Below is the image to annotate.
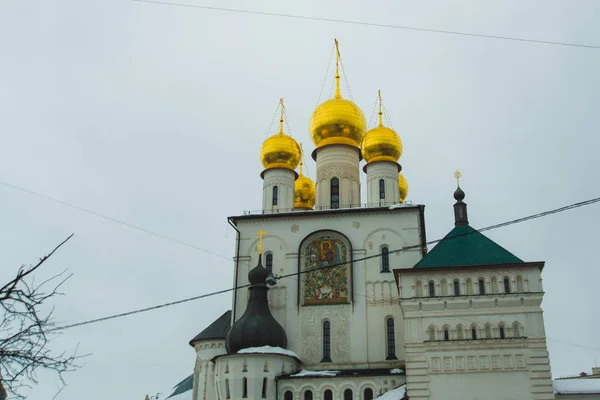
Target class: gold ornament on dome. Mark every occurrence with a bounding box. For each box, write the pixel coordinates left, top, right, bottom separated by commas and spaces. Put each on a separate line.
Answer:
260, 98, 301, 172
362, 90, 403, 163
294, 144, 316, 210
398, 173, 409, 203
309, 39, 367, 149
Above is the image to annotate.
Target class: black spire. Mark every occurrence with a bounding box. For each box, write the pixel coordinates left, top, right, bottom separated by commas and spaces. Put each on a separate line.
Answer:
225, 254, 288, 354
453, 186, 469, 226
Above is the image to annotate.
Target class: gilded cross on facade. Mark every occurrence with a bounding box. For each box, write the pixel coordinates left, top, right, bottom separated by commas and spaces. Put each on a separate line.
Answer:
454, 170, 462, 187
255, 229, 268, 255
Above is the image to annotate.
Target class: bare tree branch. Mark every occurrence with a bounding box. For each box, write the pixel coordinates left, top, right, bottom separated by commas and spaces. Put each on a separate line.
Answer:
0, 234, 81, 399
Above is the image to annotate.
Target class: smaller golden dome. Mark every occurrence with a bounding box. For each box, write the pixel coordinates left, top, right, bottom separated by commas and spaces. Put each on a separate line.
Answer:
294, 161, 316, 210
362, 91, 403, 163
398, 173, 408, 203
260, 99, 301, 172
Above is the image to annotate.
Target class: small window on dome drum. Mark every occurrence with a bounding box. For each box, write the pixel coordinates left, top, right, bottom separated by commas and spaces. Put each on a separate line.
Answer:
324, 390, 333, 400
304, 390, 313, 400
272, 186, 278, 206
379, 179, 385, 200
364, 388, 374, 400
330, 178, 339, 209
344, 389, 353, 400
284, 391, 294, 400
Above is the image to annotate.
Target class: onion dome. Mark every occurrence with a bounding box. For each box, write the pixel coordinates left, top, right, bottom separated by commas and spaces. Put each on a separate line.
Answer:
294, 160, 316, 210
362, 91, 403, 164
225, 254, 288, 354
260, 99, 301, 172
398, 173, 408, 203
309, 39, 366, 149
453, 171, 468, 226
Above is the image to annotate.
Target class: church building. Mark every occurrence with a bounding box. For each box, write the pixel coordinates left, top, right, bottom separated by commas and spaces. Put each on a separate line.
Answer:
186, 40, 555, 400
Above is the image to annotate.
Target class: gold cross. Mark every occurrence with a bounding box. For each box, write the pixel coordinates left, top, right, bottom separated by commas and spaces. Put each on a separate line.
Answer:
454, 170, 462, 187
255, 229, 268, 255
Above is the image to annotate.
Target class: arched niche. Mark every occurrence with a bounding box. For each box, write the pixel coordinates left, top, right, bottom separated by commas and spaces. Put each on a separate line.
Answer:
297, 230, 353, 306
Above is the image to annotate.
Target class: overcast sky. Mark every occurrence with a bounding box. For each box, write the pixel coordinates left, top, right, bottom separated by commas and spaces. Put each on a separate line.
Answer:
1, 0, 599, 399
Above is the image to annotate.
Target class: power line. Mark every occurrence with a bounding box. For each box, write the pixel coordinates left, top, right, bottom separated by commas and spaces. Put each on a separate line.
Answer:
51, 195, 600, 331
131, 0, 600, 50
0, 180, 232, 262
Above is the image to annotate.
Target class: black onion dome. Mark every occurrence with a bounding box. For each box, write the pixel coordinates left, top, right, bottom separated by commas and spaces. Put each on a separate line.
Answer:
225, 255, 287, 354
454, 187, 465, 201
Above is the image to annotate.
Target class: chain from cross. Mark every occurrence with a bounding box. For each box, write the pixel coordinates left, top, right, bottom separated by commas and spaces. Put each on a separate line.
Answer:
255, 229, 268, 255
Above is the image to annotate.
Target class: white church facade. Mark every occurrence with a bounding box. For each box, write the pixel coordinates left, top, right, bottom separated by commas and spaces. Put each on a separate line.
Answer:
185, 40, 556, 400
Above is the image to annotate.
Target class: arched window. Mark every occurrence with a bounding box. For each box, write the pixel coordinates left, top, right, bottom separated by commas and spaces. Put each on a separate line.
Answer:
457, 325, 464, 340
322, 321, 331, 362
324, 389, 333, 400
516, 275, 524, 292
364, 388, 374, 400
478, 278, 485, 295
428, 280, 435, 297
272, 186, 279, 206
304, 390, 313, 400
429, 326, 436, 341
225, 379, 231, 399
513, 322, 521, 338
503, 277, 511, 293
242, 377, 248, 398
440, 278, 448, 296
284, 391, 294, 400
330, 178, 340, 209
415, 280, 423, 297
471, 326, 477, 339
381, 246, 390, 272
453, 279, 460, 296
499, 325, 505, 339
386, 318, 397, 360
265, 253, 273, 274
344, 389, 353, 400
485, 324, 492, 339
466, 278, 473, 295
443, 327, 450, 341
379, 179, 385, 200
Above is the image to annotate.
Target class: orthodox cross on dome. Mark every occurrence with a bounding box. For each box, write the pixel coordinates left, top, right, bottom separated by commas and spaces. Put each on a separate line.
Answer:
334, 38, 341, 99
299, 143, 304, 174
255, 229, 268, 255
378, 89, 383, 126
278, 98, 285, 134
454, 170, 462, 187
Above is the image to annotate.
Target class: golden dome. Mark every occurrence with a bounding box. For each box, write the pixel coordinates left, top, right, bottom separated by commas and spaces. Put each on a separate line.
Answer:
294, 161, 316, 210
309, 40, 366, 149
260, 99, 301, 172
398, 173, 408, 203
362, 91, 403, 163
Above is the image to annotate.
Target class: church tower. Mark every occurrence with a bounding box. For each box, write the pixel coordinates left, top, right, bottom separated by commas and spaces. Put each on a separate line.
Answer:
362, 90, 405, 206
260, 99, 301, 212
310, 39, 366, 210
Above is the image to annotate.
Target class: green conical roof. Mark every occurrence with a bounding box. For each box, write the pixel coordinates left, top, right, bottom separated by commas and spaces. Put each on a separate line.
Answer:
414, 224, 523, 268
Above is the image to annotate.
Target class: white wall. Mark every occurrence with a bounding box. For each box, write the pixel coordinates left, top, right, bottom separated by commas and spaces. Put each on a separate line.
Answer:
231, 206, 424, 368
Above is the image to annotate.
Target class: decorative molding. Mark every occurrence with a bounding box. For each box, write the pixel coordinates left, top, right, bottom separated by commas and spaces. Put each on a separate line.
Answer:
429, 353, 527, 373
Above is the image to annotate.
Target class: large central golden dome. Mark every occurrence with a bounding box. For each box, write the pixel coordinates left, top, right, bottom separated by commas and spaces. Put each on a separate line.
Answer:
309, 40, 366, 149
362, 91, 403, 163
260, 99, 301, 172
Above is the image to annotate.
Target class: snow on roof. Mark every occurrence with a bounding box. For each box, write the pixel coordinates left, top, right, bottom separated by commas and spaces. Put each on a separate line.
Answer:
375, 384, 407, 399
291, 369, 341, 377
237, 346, 300, 359
390, 368, 403, 374
554, 378, 600, 394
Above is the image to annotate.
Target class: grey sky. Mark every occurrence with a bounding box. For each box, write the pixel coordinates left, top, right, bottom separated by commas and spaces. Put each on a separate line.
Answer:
1, 0, 599, 398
